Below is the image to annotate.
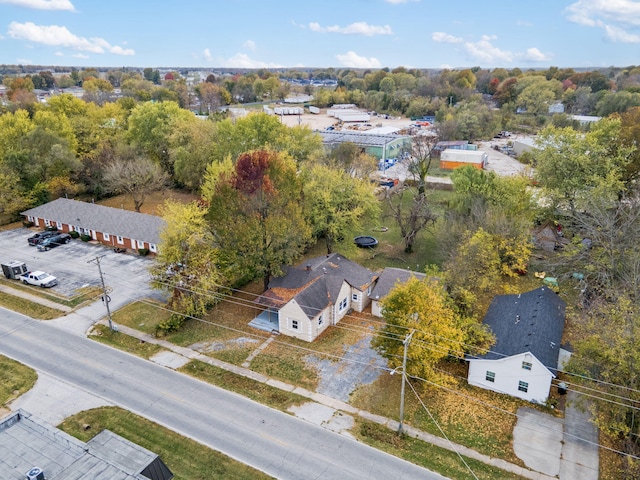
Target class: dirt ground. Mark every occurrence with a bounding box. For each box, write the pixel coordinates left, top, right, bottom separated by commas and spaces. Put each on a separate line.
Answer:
277, 108, 414, 132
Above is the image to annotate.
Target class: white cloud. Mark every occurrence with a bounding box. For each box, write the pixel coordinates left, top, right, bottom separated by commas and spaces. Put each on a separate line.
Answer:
604, 23, 640, 42
72, 53, 88, 59
566, 0, 640, 26
221, 53, 283, 68
462, 35, 550, 64
431, 31, 462, 43
464, 36, 513, 63
243, 39, 256, 51
54, 51, 63, 56
309, 21, 393, 36
7, 21, 135, 55
523, 47, 552, 62
335, 51, 381, 68
110, 45, 134, 56
0, 0, 74, 10
566, 0, 640, 43
203, 48, 213, 62
16, 57, 33, 64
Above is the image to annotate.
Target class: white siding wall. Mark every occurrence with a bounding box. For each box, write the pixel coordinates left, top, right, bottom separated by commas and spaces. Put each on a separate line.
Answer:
371, 300, 383, 317
333, 282, 353, 324
468, 352, 553, 403
278, 301, 313, 342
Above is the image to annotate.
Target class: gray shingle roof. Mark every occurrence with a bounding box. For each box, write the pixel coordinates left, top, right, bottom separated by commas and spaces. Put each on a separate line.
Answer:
478, 287, 566, 372
370, 267, 426, 301
22, 198, 166, 245
319, 130, 408, 147
257, 253, 377, 319
0, 410, 173, 480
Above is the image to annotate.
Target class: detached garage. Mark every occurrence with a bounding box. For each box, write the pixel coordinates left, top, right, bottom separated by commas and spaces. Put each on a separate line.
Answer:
440, 149, 487, 170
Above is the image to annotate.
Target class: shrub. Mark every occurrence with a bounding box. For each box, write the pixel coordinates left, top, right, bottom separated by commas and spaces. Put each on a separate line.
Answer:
80, 234, 91, 242
138, 248, 149, 256
23, 221, 34, 228
69, 230, 80, 239
155, 313, 185, 336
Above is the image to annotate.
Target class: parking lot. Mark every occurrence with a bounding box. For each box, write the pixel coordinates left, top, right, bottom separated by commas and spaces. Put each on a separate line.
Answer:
1, 227, 162, 303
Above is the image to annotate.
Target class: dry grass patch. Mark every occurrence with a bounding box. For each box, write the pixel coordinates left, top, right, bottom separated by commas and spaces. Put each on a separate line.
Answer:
351, 360, 529, 464
96, 189, 200, 216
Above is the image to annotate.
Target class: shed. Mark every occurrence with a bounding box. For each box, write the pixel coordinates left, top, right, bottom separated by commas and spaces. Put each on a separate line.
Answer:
440, 149, 487, 170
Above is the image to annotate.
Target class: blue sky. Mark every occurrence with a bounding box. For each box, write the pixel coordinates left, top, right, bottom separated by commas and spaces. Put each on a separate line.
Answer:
1, 0, 640, 69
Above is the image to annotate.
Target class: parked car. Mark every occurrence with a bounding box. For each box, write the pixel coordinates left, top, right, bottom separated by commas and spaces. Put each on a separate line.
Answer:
37, 233, 72, 251
27, 230, 58, 246
20, 270, 58, 288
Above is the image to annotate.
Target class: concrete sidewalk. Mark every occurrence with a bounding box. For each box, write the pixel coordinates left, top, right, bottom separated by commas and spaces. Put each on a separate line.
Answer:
0, 283, 72, 313
105, 321, 555, 480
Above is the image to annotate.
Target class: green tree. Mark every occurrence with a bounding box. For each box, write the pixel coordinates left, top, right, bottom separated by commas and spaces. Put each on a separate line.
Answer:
170, 116, 218, 191
534, 119, 634, 213
126, 101, 194, 174
204, 150, 311, 290
372, 277, 466, 384
150, 200, 222, 333
302, 164, 380, 253
568, 295, 640, 479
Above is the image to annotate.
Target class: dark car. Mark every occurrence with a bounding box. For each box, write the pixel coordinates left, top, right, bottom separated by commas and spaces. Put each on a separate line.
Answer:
27, 230, 58, 246
37, 233, 71, 251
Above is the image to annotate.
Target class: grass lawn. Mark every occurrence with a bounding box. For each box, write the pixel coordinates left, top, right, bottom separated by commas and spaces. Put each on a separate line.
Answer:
0, 277, 102, 308
0, 290, 66, 319
89, 324, 165, 359
179, 360, 307, 411
350, 360, 533, 465
0, 355, 37, 407
354, 419, 528, 480
58, 406, 274, 480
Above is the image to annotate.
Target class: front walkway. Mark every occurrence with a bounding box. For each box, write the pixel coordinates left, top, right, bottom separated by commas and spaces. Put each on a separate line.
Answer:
106, 321, 555, 480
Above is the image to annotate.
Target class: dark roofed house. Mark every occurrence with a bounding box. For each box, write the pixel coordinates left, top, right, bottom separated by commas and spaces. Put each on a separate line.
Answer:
0, 410, 173, 480
22, 198, 166, 254
467, 287, 568, 403
254, 253, 378, 342
369, 267, 426, 317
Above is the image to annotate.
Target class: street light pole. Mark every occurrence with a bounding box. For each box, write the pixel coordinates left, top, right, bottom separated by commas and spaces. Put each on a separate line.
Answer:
398, 329, 415, 434
88, 255, 115, 332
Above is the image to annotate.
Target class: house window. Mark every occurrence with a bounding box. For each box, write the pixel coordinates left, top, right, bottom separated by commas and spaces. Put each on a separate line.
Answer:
352, 293, 359, 301
117, 236, 124, 245
103, 233, 110, 241
44, 219, 51, 226
318, 314, 324, 326
486, 371, 495, 382
56, 221, 62, 229
28, 216, 34, 222
518, 381, 529, 393
137, 239, 145, 249
149, 244, 157, 253
291, 320, 299, 330
338, 298, 348, 312
522, 361, 532, 371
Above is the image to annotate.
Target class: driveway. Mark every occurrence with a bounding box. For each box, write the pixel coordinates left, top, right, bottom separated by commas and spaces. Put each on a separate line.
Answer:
513, 392, 599, 480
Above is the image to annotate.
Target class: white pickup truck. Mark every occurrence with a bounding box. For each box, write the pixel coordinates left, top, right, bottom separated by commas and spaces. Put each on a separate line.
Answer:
20, 271, 58, 288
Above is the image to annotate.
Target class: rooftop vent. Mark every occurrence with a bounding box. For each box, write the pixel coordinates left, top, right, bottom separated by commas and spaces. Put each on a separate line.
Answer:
26, 467, 44, 480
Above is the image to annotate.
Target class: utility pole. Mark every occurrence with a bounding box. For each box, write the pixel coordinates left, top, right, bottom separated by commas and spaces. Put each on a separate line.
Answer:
398, 329, 415, 434
88, 255, 115, 332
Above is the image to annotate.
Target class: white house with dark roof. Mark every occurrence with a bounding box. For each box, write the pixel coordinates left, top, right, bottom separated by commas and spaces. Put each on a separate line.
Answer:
370, 267, 426, 317
467, 287, 568, 403
0, 409, 173, 480
22, 198, 166, 254
255, 253, 378, 342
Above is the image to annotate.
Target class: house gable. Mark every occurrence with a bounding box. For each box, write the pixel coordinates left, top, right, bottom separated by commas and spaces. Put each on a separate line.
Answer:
468, 352, 554, 403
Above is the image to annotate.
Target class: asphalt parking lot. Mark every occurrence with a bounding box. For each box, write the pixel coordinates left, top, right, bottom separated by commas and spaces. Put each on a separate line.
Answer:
1, 227, 159, 301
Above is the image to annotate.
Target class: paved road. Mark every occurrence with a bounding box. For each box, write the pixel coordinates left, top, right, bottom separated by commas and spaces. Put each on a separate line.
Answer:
0, 308, 445, 480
